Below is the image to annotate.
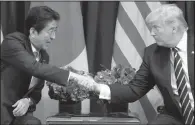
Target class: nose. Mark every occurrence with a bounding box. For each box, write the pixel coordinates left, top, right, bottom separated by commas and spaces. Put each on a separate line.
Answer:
150, 28, 155, 36
50, 32, 56, 40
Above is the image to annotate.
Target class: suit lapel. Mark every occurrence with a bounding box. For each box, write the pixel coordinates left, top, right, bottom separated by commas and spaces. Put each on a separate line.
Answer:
155, 47, 183, 115
187, 30, 194, 98
39, 50, 49, 64
24, 50, 49, 97
156, 46, 172, 88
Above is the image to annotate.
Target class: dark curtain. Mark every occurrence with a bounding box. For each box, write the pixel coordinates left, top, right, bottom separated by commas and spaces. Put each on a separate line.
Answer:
0, 1, 30, 36
81, 1, 130, 113
81, 1, 119, 74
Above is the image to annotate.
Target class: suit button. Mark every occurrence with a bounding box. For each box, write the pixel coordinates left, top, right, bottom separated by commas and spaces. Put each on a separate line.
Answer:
157, 106, 165, 114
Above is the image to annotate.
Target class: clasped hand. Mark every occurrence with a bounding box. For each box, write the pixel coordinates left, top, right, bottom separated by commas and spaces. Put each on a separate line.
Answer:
12, 98, 30, 117
69, 72, 99, 92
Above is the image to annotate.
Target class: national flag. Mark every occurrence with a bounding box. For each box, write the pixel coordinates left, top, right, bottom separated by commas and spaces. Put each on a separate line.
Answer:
29, 2, 89, 123
112, 1, 164, 124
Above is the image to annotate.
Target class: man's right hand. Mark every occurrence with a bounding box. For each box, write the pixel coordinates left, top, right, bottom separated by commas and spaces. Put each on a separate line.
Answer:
77, 75, 111, 100
68, 72, 101, 93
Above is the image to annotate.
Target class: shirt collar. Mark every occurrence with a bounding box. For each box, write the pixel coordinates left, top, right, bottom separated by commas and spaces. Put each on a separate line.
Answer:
176, 31, 187, 52
31, 43, 40, 58
31, 44, 38, 53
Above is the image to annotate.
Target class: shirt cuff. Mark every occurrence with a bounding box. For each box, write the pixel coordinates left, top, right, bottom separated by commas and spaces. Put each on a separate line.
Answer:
27, 97, 34, 106
60, 66, 71, 82
99, 84, 111, 100
67, 71, 71, 82
68, 72, 78, 82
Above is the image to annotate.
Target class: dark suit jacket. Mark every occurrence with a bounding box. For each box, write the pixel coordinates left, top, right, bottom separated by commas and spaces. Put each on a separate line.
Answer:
26, 49, 50, 112
109, 32, 194, 120
1, 32, 69, 124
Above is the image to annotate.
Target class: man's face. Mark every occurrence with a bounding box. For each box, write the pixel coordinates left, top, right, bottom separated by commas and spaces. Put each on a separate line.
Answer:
32, 20, 58, 50
150, 20, 176, 48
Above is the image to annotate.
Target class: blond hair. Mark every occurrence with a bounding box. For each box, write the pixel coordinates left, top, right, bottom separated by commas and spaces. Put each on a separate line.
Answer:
145, 4, 188, 30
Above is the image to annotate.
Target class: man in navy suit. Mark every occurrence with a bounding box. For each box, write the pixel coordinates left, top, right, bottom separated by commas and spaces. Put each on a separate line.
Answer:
79, 4, 194, 125
1, 6, 91, 125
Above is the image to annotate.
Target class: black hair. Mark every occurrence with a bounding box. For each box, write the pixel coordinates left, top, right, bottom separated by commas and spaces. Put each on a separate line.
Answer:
25, 6, 60, 36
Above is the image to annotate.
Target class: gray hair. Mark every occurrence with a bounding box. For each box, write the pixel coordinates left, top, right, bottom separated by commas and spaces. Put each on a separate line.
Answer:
145, 4, 188, 29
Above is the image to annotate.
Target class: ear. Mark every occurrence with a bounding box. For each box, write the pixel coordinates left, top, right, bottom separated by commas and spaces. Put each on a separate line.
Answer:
29, 27, 37, 38
172, 25, 177, 34
171, 20, 179, 34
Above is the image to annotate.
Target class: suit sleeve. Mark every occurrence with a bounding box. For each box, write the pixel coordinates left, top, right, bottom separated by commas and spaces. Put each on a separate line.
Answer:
27, 78, 45, 112
28, 79, 45, 104
109, 47, 155, 103
1, 37, 69, 86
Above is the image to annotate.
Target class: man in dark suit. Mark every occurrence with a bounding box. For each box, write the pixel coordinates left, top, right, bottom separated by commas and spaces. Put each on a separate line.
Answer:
79, 4, 194, 125
1, 6, 91, 125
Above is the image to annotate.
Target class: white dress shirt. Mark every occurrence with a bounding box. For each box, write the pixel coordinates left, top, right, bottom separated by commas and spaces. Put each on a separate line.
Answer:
31, 44, 40, 61
99, 31, 194, 110
170, 31, 194, 109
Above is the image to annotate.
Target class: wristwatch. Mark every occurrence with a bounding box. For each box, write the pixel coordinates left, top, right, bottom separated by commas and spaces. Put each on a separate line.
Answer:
27, 98, 34, 106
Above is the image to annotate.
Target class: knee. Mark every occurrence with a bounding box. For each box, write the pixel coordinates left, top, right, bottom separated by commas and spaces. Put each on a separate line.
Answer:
25, 117, 41, 125
13, 116, 42, 125
147, 114, 183, 125
147, 120, 158, 125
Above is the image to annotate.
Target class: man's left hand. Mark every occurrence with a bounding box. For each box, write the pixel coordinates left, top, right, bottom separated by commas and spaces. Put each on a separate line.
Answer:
12, 98, 30, 117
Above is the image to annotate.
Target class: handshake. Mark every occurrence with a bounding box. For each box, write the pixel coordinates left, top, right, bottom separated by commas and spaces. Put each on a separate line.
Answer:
46, 66, 100, 102
46, 65, 135, 103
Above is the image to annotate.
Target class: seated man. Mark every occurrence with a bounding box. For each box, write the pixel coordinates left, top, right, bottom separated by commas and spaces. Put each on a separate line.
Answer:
1, 6, 92, 125
77, 4, 194, 125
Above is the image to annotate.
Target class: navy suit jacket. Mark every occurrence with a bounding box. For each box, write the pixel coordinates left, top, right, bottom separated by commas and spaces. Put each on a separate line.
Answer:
109, 31, 194, 120
1, 32, 70, 124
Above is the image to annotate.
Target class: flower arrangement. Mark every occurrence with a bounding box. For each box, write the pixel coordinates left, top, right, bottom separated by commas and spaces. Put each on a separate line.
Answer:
47, 66, 93, 102
47, 64, 136, 103
93, 64, 136, 105
94, 64, 136, 85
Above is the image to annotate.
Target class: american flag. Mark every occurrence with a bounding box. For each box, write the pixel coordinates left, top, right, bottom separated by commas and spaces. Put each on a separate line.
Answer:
112, 1, 164, 124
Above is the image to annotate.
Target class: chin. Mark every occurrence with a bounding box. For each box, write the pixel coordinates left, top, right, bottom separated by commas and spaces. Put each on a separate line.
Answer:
156, 42, 168, 47
156, 42, 163, 46
42, 47, 48, 51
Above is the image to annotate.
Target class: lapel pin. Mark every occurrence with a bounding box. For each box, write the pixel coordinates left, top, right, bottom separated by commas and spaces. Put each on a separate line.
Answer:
191, 51, 194, 54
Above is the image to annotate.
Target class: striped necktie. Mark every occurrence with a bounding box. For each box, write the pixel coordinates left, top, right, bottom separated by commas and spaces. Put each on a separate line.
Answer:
173, 47, 194, 125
